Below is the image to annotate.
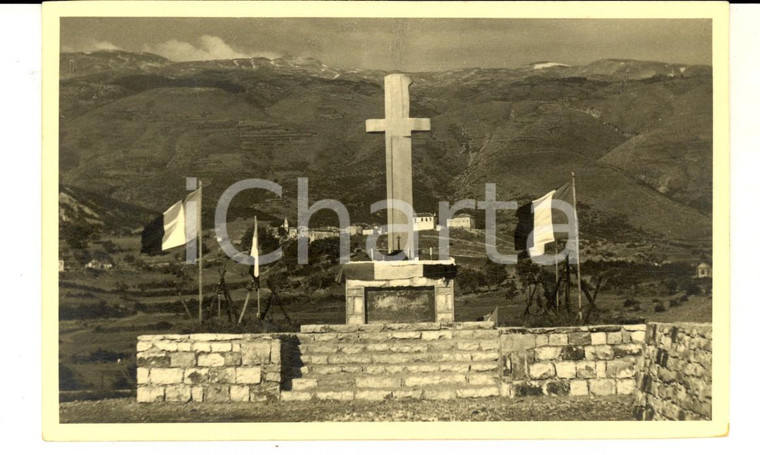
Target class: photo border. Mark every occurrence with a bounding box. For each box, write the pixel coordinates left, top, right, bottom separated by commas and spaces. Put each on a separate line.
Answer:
41, 1, 730, 441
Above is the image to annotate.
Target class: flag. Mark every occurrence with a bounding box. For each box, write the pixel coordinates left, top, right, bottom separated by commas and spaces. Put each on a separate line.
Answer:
250, 216, 259, 278
141, 188, 201, 255
514, 183, 574, 258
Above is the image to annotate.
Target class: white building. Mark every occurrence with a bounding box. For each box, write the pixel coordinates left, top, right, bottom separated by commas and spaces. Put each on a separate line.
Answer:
413, 213, 436, 231
447, 214, 475, 230
85, 259, 113, 271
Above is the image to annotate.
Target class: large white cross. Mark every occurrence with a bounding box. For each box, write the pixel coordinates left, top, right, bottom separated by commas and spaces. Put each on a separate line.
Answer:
366, 74, 430, 258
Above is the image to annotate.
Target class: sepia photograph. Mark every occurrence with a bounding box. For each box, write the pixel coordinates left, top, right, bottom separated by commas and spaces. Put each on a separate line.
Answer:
41, 1, 729, 440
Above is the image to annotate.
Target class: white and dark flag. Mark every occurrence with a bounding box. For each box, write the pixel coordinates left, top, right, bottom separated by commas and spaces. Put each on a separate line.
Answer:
250, 216, 259, 278
515, 183, 574, 258
141, 189, 201, 255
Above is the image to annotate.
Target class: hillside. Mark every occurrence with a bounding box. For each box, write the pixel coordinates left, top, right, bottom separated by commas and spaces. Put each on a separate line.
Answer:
58, 51, 713, 254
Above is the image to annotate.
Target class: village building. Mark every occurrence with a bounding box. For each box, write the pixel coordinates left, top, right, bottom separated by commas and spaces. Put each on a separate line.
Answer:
85, 259, 113, 270
446, 213, 475, 230
696, 262, 712, 278
413, 212, 436, 231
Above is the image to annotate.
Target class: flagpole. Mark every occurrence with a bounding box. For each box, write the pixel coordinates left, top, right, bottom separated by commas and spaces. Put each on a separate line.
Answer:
554, 242, 559, 311
198, 180, 203, 324
571, 172, 582, 322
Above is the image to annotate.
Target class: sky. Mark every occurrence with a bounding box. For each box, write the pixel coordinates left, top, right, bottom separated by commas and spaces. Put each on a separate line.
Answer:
61, 18, 712, 71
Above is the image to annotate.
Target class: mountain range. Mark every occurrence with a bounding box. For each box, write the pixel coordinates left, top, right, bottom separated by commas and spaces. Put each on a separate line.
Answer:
58, 50, 713, 258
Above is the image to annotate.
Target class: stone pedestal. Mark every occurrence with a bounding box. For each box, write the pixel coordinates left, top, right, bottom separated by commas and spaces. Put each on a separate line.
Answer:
342, 260, 456, 324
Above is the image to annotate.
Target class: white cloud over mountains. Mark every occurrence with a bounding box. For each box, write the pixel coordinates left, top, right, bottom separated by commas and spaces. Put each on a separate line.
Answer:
141, 35, 280, 62
62, 40, 121, 53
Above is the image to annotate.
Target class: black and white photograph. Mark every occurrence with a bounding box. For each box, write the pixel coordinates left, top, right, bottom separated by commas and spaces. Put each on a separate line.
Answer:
43, 1, 729, 438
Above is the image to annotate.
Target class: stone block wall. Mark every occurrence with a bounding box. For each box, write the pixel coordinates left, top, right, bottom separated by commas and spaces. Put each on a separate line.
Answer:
136, 334, 283, 403
634, 323, 712, 420
499, 325, 647, 397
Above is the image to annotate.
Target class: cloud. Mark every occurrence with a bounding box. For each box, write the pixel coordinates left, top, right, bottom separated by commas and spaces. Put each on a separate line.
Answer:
141, 35, 280, 62
62, 40, 122, 53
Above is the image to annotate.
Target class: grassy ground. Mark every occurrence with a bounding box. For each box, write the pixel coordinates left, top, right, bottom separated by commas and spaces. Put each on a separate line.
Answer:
60, 395, 635, 423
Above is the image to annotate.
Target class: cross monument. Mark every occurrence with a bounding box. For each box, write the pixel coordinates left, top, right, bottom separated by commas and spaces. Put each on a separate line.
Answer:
366, 74, 430, 258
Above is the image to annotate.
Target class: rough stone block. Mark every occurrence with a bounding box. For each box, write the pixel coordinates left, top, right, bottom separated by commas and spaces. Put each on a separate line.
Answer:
471, 362, 498, 372
617, 379, 637, 394
170, 352, 196, 368
209, 342, 232, 353
570, 380, 589, 396
406, 363, 440, 373
223, 352, 242, 366
596, 361, 607, 378
192, 342, 212, 353
589, 379, 616, 396
205, 385, 230, 402
264, 371, 281, 383
607, 331, 623, 344
191, 386, 204, 402
357, 376, 402, 388
390, 331, 422, 340
137, 355, 170, 368
137, 367, 149, 384
137, 386, 164, 403
560, 346, 585, 361
529, 362, 556, 379
591, 332, 607, 345
457, 341, 480, 351
576, 361, 596, 378
183, 368, 209, 385
281, 391, 313, 401
236, 366, 262, 384
150, 368, 183, 385
512, 381, 545, 397
468, 374, 497, 386
606, 359, 636, 378
535, 346, 562, 360
230, 385, 250, 402
136, 341, 153, 352
556, 362, 577, 379
316, 391, 354, 401
568, 332, 592, 346
479, 339, 500, 350
356, 390, 392, 401
423, 389, 456, 400
613, 344, 643, 358
456, 387, 499, 398
630, 330, 646, 343
549, 333, 568, 346
177, 342, 193, 352
471, 351, 499, 362
165, 384, 192, 402
535, 334, 549, 347
241, 342, 271, 365
438, 364, 468, 373
545, 380, 570, 396
501, 334, 536, 352
208, 367, 236, 384
393, 389, 424, 399
585, 345, 614, 360
153, 341, 178, 352
198, 353, 225, 367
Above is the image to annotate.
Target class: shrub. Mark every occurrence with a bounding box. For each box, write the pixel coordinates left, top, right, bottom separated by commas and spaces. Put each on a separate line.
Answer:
669, 298, 682, 308
654, 301, 666, 313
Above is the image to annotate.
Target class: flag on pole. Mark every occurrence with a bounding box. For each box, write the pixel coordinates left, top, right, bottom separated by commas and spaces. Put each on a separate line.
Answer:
140, 189, 201, 254
514, 183, 574, 258
250, 216, 259, 278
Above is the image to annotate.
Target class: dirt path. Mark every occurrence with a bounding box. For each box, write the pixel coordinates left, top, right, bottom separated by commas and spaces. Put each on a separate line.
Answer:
60, 395, 635, 423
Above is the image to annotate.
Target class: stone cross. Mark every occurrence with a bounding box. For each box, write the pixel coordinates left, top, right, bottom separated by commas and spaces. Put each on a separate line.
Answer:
366, 74, 430, 258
